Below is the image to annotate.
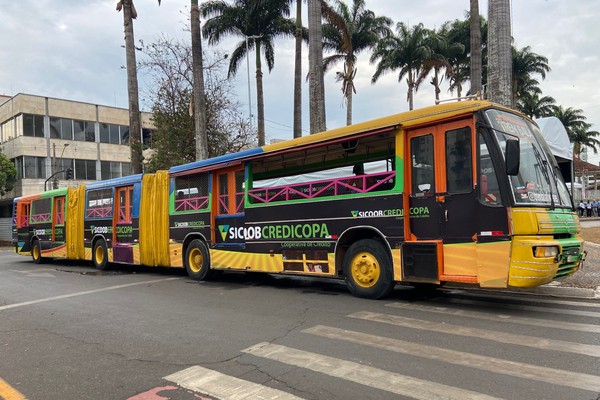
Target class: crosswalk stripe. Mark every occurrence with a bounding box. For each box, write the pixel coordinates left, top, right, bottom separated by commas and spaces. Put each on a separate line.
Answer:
438, 297, 600, 318
303, 325, 600, 392
386, 302, 600, 333
164, 365, 302, 400
444, 290, 600, 309
349, 311, 600, 357
242, 342, 504, 400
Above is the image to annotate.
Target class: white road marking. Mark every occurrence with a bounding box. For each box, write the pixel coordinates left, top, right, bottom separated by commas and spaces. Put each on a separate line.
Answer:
445, 290, 600, 309
304, 325, 600, 392
438, 297, 600, 318
242, 342, 504, 400
349, 311, 600, 357
164, 365, 302, 400
386, 302, 600, 333
0, 278, 180, 311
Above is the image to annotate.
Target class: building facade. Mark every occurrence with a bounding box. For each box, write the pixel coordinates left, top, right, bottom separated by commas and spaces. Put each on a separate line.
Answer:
0, 93, 153, 225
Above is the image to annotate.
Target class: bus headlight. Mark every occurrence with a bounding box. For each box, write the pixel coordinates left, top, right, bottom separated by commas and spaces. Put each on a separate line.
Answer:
533, 246, 559, 258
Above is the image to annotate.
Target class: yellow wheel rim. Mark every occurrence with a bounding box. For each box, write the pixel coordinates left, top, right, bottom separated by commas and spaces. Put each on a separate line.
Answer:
33, 244, 40, 260
350, 251, 380, 288
188, 247, 203, 273
95, 245, 104, 265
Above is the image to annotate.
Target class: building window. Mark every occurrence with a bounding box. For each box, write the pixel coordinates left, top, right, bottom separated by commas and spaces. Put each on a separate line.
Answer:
23, 114, 44, 137
75, 159, 97, 180
14, 156, 47, 179
100, 123, 128, 144
101, 161, 131, 180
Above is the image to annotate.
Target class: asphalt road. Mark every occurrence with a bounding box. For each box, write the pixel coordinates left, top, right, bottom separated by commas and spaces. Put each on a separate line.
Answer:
0, 250, 598, 400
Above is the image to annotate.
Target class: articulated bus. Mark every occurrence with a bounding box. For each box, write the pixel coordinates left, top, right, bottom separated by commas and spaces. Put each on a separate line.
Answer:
12, 100, 585, 298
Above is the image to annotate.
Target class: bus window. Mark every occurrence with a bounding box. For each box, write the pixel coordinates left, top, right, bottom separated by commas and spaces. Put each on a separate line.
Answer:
116, 186, 133, 224
86, 189, 113, 219
446, 127, 472, 193
31, 198, 51, 224
174, 173, 209, 212
411, 134, 435, 196
478, 132, 501, 205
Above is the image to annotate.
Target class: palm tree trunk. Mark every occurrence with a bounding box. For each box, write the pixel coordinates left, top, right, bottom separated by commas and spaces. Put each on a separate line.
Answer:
407, 72, 414, 110
255, 42, 266, 146
191, 0, 208, 160
487, 0, 512, 107
345, 60, 353, 126
469, 0, 482, 96
122, 0, 142, 174
293, 0, 302, 138
308, 0, 326, 134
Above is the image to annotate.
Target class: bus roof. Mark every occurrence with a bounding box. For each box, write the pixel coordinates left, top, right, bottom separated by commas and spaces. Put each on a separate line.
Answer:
85, 174, 144, 190
169, 100, 509, 175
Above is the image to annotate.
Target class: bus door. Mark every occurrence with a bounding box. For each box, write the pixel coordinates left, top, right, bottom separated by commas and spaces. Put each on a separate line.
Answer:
404, 120, 476, 282
212, 167, 246, 250
52, 196, 66, 244
113, 185, 134, 263
14, 201, 32, 253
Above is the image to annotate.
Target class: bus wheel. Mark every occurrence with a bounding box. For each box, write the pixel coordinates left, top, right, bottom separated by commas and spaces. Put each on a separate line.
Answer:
343, 239, 394, 299
93, 240, 109, 270
31, 240, 45, 264
185, 239, 214, 280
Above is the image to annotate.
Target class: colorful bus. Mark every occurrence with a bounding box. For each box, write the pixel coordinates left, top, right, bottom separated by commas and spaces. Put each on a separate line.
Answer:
12, 100, 585, 298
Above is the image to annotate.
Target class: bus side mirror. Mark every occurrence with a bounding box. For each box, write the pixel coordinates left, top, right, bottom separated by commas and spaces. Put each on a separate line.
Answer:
505, 139, 520, 176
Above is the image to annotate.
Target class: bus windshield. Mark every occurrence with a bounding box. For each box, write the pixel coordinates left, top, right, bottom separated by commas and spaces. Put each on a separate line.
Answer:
485, 109, 572, 208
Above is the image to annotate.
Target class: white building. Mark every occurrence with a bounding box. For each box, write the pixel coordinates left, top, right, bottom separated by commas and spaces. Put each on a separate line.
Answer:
0, 93, 154, 240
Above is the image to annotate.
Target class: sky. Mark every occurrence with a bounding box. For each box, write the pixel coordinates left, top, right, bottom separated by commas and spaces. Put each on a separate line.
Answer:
1, 0, 599, 163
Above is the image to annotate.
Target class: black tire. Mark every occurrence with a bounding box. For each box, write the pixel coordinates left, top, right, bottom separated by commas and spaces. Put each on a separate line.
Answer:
184, 239, 217, 280
31, 239, 44, 264
92, 239, 109, 270
343, 239, 394, 299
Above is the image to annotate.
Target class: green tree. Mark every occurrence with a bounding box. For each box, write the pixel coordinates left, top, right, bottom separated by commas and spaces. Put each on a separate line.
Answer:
322, 0, 391, 125
139, 38, 254, 172
552, 106, 600, 157
0, 151, 16, 196
201, 0, 296, 146
517, 90, 557, 118
371, 22, 430, 110
440, 18, 470, 99
512, 45, 550, 107
416, 26, 462, 102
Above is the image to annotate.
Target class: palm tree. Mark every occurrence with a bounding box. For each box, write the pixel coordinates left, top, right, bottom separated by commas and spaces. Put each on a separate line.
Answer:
553, 106, 590, 138
370, 22, 430, 110
201, 0, 296, 146
552, 105, 600, 158
321, 0, 391, 125
116, 0, 143, 174
469, 0, 482, 95
440, 18, 470, 99
570, 125, 600, 157
416, 27, 462, 102
512, 46, 550, 107
308, 0, 327, 133
293, 0, 303, 138
517, 91, 557, 119
191, 0, 209, 160
487, 0, 512, 107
